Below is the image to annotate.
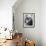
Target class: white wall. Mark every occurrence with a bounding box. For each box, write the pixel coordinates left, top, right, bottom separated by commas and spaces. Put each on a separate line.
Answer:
13, 0, 41, 46
41, 0, 46, 46
0, 0, 16, 30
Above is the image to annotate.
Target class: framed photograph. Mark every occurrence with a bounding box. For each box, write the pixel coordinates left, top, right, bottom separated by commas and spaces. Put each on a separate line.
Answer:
23, 13, 35, 28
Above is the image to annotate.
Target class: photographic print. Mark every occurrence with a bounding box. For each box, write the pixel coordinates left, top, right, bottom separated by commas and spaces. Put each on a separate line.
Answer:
23, 13, 35, 28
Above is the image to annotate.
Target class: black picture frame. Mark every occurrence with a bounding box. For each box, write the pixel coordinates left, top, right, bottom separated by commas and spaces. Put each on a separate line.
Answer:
23, 13, 35, 28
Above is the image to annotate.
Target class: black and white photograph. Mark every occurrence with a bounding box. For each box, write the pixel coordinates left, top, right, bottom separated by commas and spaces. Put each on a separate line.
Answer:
23, 13, 35, 28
